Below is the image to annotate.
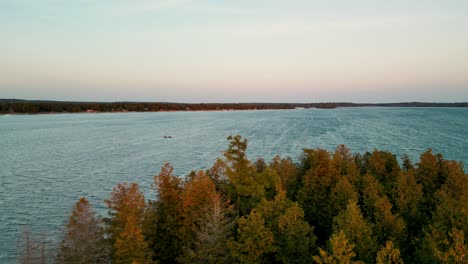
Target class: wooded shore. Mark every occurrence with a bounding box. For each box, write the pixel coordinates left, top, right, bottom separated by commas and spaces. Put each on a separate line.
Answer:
1, 99, 467, 114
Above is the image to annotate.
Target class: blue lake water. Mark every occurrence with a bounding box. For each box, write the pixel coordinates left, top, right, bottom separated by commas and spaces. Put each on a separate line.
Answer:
0, 107, 467, 262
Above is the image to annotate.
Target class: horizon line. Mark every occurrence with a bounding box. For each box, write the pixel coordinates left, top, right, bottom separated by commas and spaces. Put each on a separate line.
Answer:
2, 98, 468, 105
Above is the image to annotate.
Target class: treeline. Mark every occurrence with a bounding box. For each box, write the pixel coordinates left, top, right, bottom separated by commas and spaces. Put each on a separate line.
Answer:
17, 136, 467, 263
1, 99, 467, 113
0, 100, 306, 113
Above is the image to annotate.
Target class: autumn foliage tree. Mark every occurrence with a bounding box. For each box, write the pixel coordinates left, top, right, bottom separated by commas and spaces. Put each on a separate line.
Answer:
146, 162, 184, 263
46, 135, 467, 264
59, 197, 109, 263
105, 182, 148, 264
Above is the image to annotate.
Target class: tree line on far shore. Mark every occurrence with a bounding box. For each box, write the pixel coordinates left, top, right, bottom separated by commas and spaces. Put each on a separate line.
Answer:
2, 99, 467, 114
17, 135, 467, 263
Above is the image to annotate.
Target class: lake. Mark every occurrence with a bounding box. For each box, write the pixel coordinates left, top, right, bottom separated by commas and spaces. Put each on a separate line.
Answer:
0, 107, 467, 262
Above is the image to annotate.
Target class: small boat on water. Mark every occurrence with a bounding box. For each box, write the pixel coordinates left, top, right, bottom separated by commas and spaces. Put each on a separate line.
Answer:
163, 135, 173, 139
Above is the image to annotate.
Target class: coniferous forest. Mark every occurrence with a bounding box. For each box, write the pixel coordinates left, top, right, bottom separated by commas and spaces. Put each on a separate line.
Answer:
18, 136, 467, 263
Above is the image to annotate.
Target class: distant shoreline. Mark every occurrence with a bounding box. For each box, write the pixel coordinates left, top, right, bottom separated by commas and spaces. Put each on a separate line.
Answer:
0, 99, 467, 114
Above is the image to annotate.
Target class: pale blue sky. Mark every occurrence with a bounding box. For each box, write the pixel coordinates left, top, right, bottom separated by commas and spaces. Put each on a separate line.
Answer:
1, 0, 468, 102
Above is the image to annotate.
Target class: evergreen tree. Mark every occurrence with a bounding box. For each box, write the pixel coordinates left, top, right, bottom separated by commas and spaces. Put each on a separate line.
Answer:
332, 144, 359, 183
313, 230, 363, 264
333, 200, 375, 263
297, 148, 339, 242
372, 196, 406, 247
270, 156, 299, 199
330, 177, 358, 217
224, 135, 267, 215
229, 210, 276, 263
367, 150, 400, 195
256, 190, 317, 263
415, 149, 444, 220
275, 203, 317, 264
146, 163, 184, 263
393, 170, 423, 260
419, 160, 468, 263
376, 241, 403, 264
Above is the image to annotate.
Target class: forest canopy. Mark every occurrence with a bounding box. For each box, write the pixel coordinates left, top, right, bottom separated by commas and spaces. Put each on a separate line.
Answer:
18, 135, 467, 263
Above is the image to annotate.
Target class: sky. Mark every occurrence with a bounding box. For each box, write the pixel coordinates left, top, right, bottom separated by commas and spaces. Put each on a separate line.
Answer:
1, 0, 468, 103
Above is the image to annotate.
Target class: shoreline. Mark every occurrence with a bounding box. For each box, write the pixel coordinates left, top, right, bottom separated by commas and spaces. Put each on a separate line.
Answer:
1, 105, 467, 116
1, 100, 467, 115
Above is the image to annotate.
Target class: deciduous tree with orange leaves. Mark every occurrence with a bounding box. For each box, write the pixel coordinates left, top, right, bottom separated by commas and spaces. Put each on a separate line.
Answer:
105, 183, 149, 264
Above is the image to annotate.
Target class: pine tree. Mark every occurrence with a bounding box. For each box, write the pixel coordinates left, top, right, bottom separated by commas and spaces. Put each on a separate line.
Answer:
276, 203, 317, 264
372, 196, 406, 247
224, 135, 267, 215
420, 160, 468, 263
146, 162, 184, 263
376, 241, 403, 264
255, 190, 317, 263
270, 156, 299, 199
297, 148, 339, 242
313, 230, 363, 264
333, 200, 375, 263
229, 210, 276, 263
330, 176, 358, 217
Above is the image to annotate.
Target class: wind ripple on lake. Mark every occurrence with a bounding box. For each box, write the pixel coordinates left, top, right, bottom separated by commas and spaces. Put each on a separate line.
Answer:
0, 108, 467, 262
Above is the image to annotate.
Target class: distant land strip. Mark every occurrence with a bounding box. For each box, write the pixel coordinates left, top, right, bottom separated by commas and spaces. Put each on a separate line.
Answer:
0, 99, 467, 114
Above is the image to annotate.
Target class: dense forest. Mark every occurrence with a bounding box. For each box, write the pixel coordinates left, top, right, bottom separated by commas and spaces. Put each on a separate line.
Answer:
17, 136, 467, 263
1, 99, 468, 114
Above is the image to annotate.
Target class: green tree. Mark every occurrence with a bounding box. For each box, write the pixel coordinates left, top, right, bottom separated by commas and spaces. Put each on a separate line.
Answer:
415, 149, 445, 220
224, 135, 268, 215
330, 176, 358, 217
376, 241, 403, 264
333, 200, 375, 263
256, 190, 317, 263
394, 171, 423, 228
270, 156, 299, 199
367, 150, 400, 194
276, 203, 317, 264
332, 145, 359, 183
372, 196, 406, 247
313, 230, 363, 264
229, 210, 276, 263
359, 174, 385, 221
297, 148, 339, 242
146, 162, 184, 263
419, 160, 468, 263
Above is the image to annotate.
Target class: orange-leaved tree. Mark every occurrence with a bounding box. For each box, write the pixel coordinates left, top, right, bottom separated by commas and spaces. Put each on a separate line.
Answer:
106, 182, 148, 264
